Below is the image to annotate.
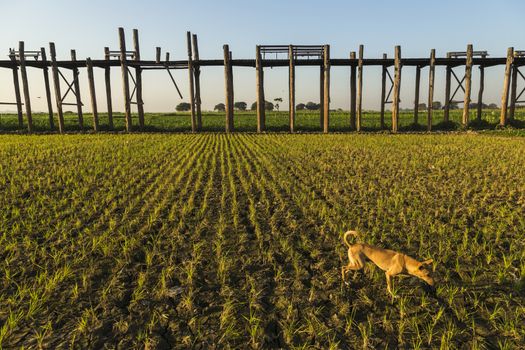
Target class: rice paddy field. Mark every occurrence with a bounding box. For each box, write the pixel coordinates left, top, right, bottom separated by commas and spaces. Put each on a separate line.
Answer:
1, 131, 525, 349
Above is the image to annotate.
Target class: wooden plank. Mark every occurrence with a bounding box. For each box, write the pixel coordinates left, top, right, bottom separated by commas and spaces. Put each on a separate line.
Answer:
255, 45, 265, 132
444, 52, 452, 122
427, 49, 436, 131
289, 45, 295, 132
392, 46, 402, 132
40, 48, 54, 130
18, 42, 33, 132
349, 51, 357, 130
477, 54, 485, 122
414, 64, 421, 124
509, 55, 518, 120
70, 50, 84, 130
223, 44, 234, 132
192, 34, 202, 130
86, 58, 99, 131
319, 65, 324, 130
8, 53, 23, 128
186, 31, 197, 132
462, 44, 473, 126
356, 45, 363, 131
380, 53, 387, 129
323, 44, 330, 133
500, 47, 514, 126
49, 43, 64, 133
119, 27, 132, 132
104, 47, 114, 129
133, 29, 145, 130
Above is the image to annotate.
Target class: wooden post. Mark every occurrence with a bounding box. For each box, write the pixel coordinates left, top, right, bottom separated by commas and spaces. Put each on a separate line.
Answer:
40, 48, 54, 130
462, 44, 473, 126
289, 45, 295, 133
49, 43, 64, 133
223, 44, 234, 132
380, 53, 387, 129
392, 46, 402, 133
70, 50, 83, 130
8, 51, 23, 128
500, 47, 514, 126
256, 45, 265, 132
187, 31, 197, 132
133, 29, 145, 130
156, 47, 161, 64
192, 34, 202, 130
165, 52, 170, 62
18, 42, 33, 133
427, 49, 436, 131
319, 65, 324, 130
119, 27, 132, 132
477, 54, 486, 122
323, 45, 330, 133
349, 51, 357, 130
444, 52, 452, 122
86, 58, 99, 131
356, 45, 363, 131
509, 55, 518, 120
414, 65, 421, 124
104, 47, 113, 129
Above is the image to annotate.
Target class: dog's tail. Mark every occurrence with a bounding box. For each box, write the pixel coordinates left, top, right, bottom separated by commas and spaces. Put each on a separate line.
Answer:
343, 230, 359, 247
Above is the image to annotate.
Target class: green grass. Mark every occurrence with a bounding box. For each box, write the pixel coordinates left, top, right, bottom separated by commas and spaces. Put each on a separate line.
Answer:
1, 133, 524, 348
1, 108, 524, 133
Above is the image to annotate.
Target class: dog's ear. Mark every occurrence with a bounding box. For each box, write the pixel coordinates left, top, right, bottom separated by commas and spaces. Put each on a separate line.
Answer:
422, 259, 433, 265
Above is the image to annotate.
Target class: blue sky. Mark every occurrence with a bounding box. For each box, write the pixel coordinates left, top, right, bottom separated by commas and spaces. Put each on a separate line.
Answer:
1, 0, 524, 112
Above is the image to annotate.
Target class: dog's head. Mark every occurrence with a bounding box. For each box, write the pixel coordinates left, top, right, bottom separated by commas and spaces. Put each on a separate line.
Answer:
412, 259, 434, 286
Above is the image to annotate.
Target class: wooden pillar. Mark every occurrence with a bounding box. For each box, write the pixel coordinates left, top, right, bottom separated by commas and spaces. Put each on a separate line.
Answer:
8, 52, 23, 128
70, 50, 83, 130
349, 51, 357, 130
156, 47, 161, 64
40, 48, 54, 130
427, 49, 436, 131
477, 54, 486, 122
289, 45, 295, 133
356, 45, 363, 131
462, 44, 473, 126
319, 65, 324, 130
18, 42, 33, 133
186, 32, 197, 132
223, 45, 234, 132
86, 58, 99, 131
192, 34, 202, 130
414, 65, 421, 124
256, 45, 265, 132
500, 47, 514, 126
323, 45, 330, 133
133, 29, 145, 130
444, 53, 452, 122
49, 43, 64, 133
392, 46, 402, 133
509, 56, 518, 120
380, 53, 387, 130
104, 47, 114, 129
119, 27, 132, 132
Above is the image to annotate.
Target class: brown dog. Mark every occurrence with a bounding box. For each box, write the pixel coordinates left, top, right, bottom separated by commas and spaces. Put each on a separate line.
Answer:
341, 230, 434, 295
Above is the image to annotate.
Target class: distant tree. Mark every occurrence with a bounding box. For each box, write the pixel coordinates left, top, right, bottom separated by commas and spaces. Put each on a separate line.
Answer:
296, 103, 306, 110
251, 102, 257, 110
214, 103, 225, 112
432, 101, 442, 110
234, 101, 247, 111
449, 102, 459, 110
265, 101, 274, 111
488, 103, 498, 109
176, 102, 191, 111
305, 101, 320, 110
418, 103, 427, 110
273, 98, 283, 112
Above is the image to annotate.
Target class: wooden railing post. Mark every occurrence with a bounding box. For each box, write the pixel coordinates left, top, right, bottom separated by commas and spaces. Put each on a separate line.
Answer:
70, 50, 83, 130
477, 53, 486, 122
118, 27, 132, 132
349, 51, 357, 130
86, 58, 99, 132
509, 53, 518, 120
414, 64, 421, 124
500, 47, 514, 126
8, 51, 23, 128
40, 48, 54, 130
392, 46, 402, 132
256, 45, 265, 133
49, 42, 64, 133
133, 29, 145, 130
427, 49, 436, 131
356, 45, 363, 131
380, 53, 387, 130
223, 45, 234, 132
462, 44, 473, 126
104, 47, 114, 129
192, 34, 202, 130
18, 41, 33, 133
323, 44, 330, 133
319, 65, 324, 130
187, 31, 197, 132
289, 45, 295, 133
444, 52, 452, 122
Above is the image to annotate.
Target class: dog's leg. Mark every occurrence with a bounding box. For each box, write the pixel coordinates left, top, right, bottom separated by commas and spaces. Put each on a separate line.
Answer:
342, 250, 365, 284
